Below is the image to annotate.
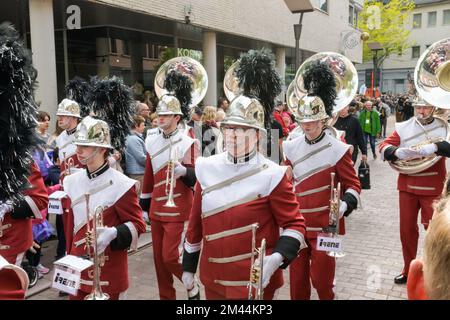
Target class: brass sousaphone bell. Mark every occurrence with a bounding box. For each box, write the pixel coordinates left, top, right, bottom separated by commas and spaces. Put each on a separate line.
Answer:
287, 52, 359, 140
389, 38, 450, 175
154, 56, 209, 108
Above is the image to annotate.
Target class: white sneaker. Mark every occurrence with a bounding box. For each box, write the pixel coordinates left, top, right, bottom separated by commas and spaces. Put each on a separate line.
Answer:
37, 263, 50, 275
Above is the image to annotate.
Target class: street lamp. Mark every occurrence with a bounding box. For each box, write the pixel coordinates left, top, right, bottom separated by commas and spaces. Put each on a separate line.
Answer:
368, 41, 383, 97
283, 0, 314, 71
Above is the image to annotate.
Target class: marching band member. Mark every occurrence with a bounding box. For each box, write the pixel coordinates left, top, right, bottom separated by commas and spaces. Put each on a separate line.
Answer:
63, 116, 146, 300
379, 99, 450, 284
0, 22, 48, 268
140, 71, 200, 300
181, 49, 307, 300
56, 98, 85, 182
283, 61, 361, 300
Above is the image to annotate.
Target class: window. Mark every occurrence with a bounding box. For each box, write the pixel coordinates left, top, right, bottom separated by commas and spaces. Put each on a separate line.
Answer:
428, 11, 437, 27
444, 10, 450, 25
349, 4, 354, 25
122, 40, 130, 56
412, 46, 420, 59
348, 3, 359, 27
313, 0, 328, 13
109, 38, 117, 54
413, 13, 422, 28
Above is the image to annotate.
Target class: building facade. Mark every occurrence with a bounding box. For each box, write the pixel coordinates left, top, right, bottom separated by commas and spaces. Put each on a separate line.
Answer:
357, 0, 450, 94
1, 0, 364, 119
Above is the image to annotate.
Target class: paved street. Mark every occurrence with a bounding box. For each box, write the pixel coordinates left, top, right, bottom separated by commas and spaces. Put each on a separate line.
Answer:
29, 115, 428, 300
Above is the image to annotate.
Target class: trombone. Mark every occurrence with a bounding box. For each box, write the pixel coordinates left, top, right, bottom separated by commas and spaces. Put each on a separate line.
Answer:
248, 223, 266, 300
84, 193, 109, 300
164, 139, 178, 208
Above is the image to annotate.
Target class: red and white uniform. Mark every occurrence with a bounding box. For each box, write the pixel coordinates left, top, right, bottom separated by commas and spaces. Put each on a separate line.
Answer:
56, 128, 86, 253
379, 117, 448, 277
0, 163, 48, 265
56, 129, 85, 182
183, 151, 306, 300
63, 163, 146, 300
141, 129, 199, 300
0, 255, 29, 300
283, 132, 361, 300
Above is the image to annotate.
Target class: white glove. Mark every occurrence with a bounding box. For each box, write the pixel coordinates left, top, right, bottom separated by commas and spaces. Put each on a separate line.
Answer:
182, 271, 195, 290
174, 163, 187, 179
418, 143, 438, 157
95, 227, 117, 255
339, 201, 348, 219
0, 202, 14, 220
394, 147, 423, 160
259, 252, 284, 289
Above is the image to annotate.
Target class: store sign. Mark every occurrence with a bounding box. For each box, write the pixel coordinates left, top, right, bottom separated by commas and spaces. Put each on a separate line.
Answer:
66, 5, 81, 30
177, 48, 202, 61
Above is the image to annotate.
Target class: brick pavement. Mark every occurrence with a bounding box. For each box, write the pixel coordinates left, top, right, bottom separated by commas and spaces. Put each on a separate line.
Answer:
29, 115, 429, 300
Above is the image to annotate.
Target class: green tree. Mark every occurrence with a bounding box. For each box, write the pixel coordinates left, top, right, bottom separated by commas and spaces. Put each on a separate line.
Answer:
358, 0, 415, 69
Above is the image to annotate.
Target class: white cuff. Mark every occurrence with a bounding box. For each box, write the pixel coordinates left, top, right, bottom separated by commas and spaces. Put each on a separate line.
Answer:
140, 192, 152, 199
24, 196, 42, 219
184, 240, 202, 253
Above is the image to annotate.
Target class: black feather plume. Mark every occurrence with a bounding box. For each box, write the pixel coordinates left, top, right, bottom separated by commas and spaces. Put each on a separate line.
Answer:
235, 48, 281, 130
0, 22, 39, 203
303, 61, 337, 117
65, 77, 91, 117
164, 71, 193, 119
88, 76, 134, 151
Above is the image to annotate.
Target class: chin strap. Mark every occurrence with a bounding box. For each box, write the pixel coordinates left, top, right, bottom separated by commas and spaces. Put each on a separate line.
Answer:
79, 147, 101, 165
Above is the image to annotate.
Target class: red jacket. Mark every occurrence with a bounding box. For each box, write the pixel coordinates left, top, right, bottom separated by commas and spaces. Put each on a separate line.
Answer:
0, 163, 48, 261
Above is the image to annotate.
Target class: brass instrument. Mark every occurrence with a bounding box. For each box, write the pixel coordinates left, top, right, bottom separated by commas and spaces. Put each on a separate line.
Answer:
62, 151, 75, 176
326, 173, 344, 258
293, 52, 359, 115
248, 223, 266, 300
154, 56, 208, 109
164, 139, 178, 208
414, 38, 450, 109
84, 193, 109, 300
223, 61, 241, 103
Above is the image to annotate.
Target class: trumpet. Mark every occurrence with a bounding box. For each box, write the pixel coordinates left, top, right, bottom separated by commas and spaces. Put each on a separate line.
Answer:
164, 139, 178, 208
84, 193, 109, 300
325, 173, 345, 258
62, 152, 75, 176
248, 223, 266, 300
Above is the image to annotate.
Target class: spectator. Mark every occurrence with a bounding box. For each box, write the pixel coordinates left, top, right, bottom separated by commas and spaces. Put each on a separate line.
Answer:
36, 111, 51, 144
216, 97, 229, 121
334, 105, 367, 165
375, 97, 391, 138
187, 106, 203, 141
150, 112, 158, 128
125, 115, 147, 195
136, 102, 151, 126
144, 90, 155, 113
407, 194, 450, 300
272, 100, 290, 138
359, 101, 381, 159
200, 106, 222, 157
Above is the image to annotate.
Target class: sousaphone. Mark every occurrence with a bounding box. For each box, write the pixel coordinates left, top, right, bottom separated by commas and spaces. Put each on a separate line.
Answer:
287, 52, 359, 141
390, 38, 450, 174
154, 56, 208, 108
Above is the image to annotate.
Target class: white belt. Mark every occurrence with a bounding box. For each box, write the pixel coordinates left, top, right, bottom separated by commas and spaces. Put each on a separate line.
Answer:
407, 185, 436, 191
